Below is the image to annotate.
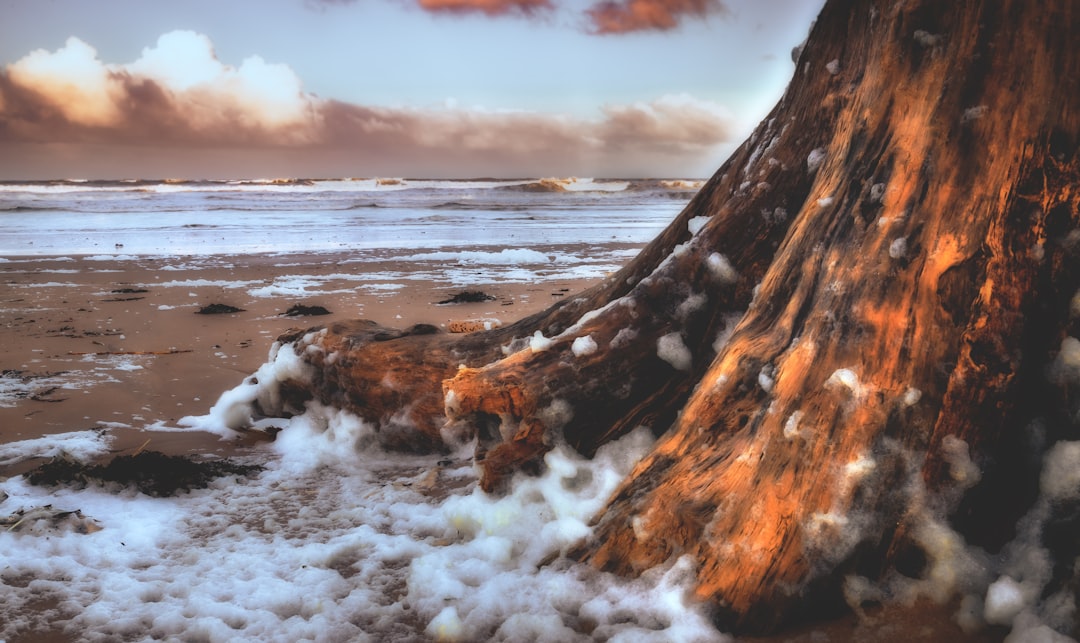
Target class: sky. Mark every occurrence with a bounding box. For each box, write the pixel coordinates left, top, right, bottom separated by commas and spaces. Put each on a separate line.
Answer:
0, 0, 824, 179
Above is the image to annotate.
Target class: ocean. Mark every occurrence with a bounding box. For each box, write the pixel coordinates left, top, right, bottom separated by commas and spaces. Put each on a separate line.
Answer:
0, 177, 701, 258
0, 177, 1058, 642
0, 177, 731, 642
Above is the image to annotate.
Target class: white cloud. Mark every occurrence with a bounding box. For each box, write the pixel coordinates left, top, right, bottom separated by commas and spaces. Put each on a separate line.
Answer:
6, 36, 121, 127
1, 31, 735, 176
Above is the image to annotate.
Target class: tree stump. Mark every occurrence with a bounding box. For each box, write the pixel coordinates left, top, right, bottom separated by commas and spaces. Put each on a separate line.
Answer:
249, 0, 1080, 634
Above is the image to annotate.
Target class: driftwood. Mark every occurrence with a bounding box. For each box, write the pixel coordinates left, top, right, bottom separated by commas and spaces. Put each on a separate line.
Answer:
249, 0, 1080, 635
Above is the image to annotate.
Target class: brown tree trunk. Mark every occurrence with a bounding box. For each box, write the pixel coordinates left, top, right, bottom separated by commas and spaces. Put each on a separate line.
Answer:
258, 0, 1080, 634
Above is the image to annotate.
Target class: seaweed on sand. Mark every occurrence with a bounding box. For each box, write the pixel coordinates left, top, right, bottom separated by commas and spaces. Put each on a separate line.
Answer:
26, 451, 263, 497
437, 291, 495, 305
282, 304, 332, 317
196, 303, 245, 315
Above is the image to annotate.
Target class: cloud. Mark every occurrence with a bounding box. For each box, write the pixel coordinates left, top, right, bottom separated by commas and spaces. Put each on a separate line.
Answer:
0, 31, 734, 177
2, 31, 321, 145
308, 0, 720, 32
598, 94, 734, 152
307, 0, 552, 16
5, 37, 122, 128
416, 0, 554, 16
313, 95, 733, 175
586, 0, 727, 34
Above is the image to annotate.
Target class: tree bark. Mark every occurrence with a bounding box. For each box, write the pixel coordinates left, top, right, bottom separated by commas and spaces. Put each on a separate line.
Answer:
259, 0, 1080, 634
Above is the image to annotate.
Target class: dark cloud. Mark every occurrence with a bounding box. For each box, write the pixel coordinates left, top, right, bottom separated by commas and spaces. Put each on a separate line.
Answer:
416, 0, 553, 16
307, 0, 721, 32
0, 33, 734, 178
307, 0, 552, 16
586, 0, 727, 34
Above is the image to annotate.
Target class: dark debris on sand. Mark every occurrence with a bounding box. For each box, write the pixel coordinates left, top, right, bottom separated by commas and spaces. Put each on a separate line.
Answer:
282, 304, 332, 317
437, 290, 496, 305
27, 451, 263, 497
196, 303, 245, 315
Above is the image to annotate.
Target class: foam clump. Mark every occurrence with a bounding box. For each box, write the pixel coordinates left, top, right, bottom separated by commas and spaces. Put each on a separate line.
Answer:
783, 410, 804, 439
180, 339, 315, 436
571, 335, 598, 357
1049, 337, 1080, 386
657, 332, 692, 371
707, 252, 738, 284
0, 429, 112, 467
806, 147, 827, 173
427, 606, 464, 641
984, 576, 1028, 625
529, 330, 554, 353
0, 417, 726, 641
1040, 440, 1080, 502
940, 435, 981, 489
403, 426, 723, 641
269, 402, 380, 471
687, 215, 711, 235
902, 387, 922, 406
826, 368, 862, 396
405, 248, 553, 265
889, 237, 908, 259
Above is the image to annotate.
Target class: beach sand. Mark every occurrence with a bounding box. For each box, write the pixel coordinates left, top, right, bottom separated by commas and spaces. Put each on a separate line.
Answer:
0, 250, 599, 477
0, 251, 1006, 642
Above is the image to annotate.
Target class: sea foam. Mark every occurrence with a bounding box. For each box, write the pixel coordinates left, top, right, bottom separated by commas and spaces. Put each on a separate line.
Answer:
0, 407, 723, 641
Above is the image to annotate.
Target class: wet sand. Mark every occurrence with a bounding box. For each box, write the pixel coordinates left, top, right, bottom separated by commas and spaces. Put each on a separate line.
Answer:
0, 251, 1007, 642
0, 250, 600, 476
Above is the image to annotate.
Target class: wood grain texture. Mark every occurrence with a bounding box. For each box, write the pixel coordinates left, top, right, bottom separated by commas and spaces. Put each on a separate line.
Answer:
259, 0, 1080, 634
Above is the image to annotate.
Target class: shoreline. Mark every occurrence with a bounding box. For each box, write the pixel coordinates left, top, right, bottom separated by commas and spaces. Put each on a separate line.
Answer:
0, 247, 618, 476
0, 248, 1007, 642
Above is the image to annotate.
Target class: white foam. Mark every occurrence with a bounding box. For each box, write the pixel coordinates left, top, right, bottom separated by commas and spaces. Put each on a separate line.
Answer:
940, 435, 981, 489
783, 410, 804, 440
571, 335, 598, 357
985, 576, 1028, 625
687, 216, 711, 235
0, 422, 724, 641
402, 248, 556, 265
826, 368, 862, 396
1, 355, 154, 408
807, 147, 827, 173
1049, 337, 1080, 386
179, 341, 315, 435
758, 366, 775, 392
529, 330, 554, 353
707, 252, 738, 284
889, 237, 908, 259
902, 387, 922, 406
0, 429, 113, 467
657, 333, 692, 371
1040, 440, 1080, 502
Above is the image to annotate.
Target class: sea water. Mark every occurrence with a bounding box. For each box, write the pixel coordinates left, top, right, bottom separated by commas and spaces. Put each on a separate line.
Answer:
0, 177, 700, 257
0, 177, 729, 641
2, 177, 1075, 641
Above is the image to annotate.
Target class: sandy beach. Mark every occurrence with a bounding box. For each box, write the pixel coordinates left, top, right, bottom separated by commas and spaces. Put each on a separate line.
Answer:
0, 249, 606, 476
0, 250, 1008, 642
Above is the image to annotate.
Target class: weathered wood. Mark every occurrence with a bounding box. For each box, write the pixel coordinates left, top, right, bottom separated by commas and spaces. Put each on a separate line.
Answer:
257, 0, 1080, 634
572, 0, 1080, 632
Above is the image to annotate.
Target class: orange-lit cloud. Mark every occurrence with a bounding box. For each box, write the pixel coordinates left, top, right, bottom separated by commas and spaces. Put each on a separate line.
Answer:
416, 0, 553, 16
586, 0, 727, 34
310, 0, 720, 31
2, 32, 321, 145
0, 31, 734, 177
307, 0, 552, 16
